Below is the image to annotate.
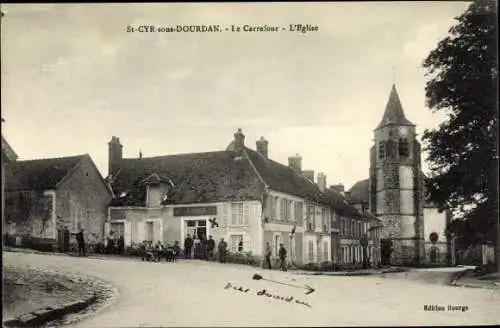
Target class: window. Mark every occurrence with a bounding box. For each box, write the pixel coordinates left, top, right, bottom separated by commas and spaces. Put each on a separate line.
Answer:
268, 195, 274, 219
275, 234, 282, 256
378, 142, 386, 160
306, 205, 314, 232
294, 202, 303, 223
399, 138, 409, 158
111, 222, 125, 238
231, 235, 243, 253
323, 241, 329, 262
308, 240, 314, 262
146, 222, 154, 242
287, 200, 293, 221
271, 196, 279, 220
280, 198, 286, 220
231, 203, 244, 225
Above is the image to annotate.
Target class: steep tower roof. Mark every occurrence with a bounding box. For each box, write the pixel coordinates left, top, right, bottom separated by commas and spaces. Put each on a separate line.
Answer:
375, 84, 415, 130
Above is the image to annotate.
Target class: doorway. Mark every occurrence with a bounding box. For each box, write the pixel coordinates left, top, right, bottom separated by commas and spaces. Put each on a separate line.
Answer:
184, 219, 207, 241
381, 239, 393, 265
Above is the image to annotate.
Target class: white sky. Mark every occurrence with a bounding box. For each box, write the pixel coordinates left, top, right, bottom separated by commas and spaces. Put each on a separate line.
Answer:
1, 2, 470, 189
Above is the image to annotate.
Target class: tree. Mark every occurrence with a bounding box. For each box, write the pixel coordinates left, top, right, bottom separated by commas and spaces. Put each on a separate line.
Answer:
422, 0, 498, 270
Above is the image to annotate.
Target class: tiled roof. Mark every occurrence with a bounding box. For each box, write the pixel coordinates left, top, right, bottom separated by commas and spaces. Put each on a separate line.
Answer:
244, 148, 324, 202
109, 145, 372, 216
109, 151, 264, 206
376, 84, 414, 130
348, 179, 369, 204
5, 154, 86, 191
322, 188, 364, 218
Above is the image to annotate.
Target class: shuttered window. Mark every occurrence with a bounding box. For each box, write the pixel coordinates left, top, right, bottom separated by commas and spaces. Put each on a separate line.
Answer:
243, 203, 249, 225
231, 203, 244, 225
294, 202, 303, 223
268, 194, 274, 220
222, 203, 230, 227
308, 240, 314, 262
323, 241, 329, 262
279, 198, 286, 221
273, 197, 279, 219
231, 234, 243, 253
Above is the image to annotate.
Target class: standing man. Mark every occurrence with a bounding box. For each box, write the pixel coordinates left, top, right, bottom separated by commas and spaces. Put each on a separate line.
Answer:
218, 238, 227, 263
206, 235, 215, 261
278, 243, 287, 272
265, 242, 273, 269
184, 234, 193, 259
76, 228, 86, 256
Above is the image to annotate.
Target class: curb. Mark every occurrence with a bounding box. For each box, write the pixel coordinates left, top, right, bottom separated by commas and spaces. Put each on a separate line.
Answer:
297, 271, 375, 277
448, 269, 499, 289
3, 294, 98, 328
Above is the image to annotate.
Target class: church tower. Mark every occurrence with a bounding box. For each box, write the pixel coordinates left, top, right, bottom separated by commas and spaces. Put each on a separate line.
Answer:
369, 85, 425, 265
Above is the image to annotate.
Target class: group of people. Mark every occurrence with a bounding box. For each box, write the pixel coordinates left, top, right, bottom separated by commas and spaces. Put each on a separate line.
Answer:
75, 227, 289, 271
183, 234, 230, 262
140, 240, 181, 262
265, 242, 288, 271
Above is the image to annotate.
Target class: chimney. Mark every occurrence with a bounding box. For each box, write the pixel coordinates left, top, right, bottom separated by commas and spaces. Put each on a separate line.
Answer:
233, 128, 245, 154
317, 173, 327, 192
256, 137, 269, 158
329, 183, 345, 195
302, 170, 314, 183
139, 149, 143, 160
108, 136, 123, 176
288, 153, 302, 174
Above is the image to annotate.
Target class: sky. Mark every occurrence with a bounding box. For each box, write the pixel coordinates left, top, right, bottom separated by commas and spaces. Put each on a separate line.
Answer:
1, 2, 471, 190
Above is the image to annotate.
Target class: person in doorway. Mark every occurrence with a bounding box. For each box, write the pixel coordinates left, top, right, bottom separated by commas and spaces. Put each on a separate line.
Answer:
118, 236, 125, 254
193, 235, 201, 259
278, 243, 287, 272
218, 238, 228, 263
265, 242, 273, 269
75, 228, 86, 256
207, 235, 216, 261
184, 234, 193, 259
200, 236, 207, 260
238, 238, 243, 252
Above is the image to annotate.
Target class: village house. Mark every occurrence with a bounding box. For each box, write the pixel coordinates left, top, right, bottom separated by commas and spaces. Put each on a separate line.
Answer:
4, 154, 112, 251
105, 130, 357, 266
322, 182, 382, 268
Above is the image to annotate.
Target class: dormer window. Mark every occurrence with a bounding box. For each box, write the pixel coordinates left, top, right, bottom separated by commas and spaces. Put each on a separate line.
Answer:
399, 138, 409, 158
378, 142, 386, 160
143, 173, 174, 208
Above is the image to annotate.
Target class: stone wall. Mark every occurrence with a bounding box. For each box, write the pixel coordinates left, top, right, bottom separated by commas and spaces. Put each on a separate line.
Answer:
4, 190, 54, 239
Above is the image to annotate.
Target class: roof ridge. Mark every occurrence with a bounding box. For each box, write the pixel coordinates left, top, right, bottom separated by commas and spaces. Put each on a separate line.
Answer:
121, 150, 228, 161
11, 154, 87, 163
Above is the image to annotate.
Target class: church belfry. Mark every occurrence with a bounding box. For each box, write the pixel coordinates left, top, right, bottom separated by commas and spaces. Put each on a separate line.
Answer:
369, 84, 425, 265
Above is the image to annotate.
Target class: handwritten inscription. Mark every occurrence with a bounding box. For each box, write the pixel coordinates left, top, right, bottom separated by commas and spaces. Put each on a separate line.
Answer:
224, 282, 312, 308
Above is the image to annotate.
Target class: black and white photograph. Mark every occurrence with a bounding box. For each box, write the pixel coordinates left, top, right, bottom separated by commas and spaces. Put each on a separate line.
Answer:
1, 1, 499, 327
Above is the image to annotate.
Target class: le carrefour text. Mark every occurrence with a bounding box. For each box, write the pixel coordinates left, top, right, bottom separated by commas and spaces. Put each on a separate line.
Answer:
126, 24, 319, 34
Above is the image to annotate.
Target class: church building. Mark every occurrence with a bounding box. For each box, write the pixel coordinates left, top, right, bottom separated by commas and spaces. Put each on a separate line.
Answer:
347, 85, 454, 266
